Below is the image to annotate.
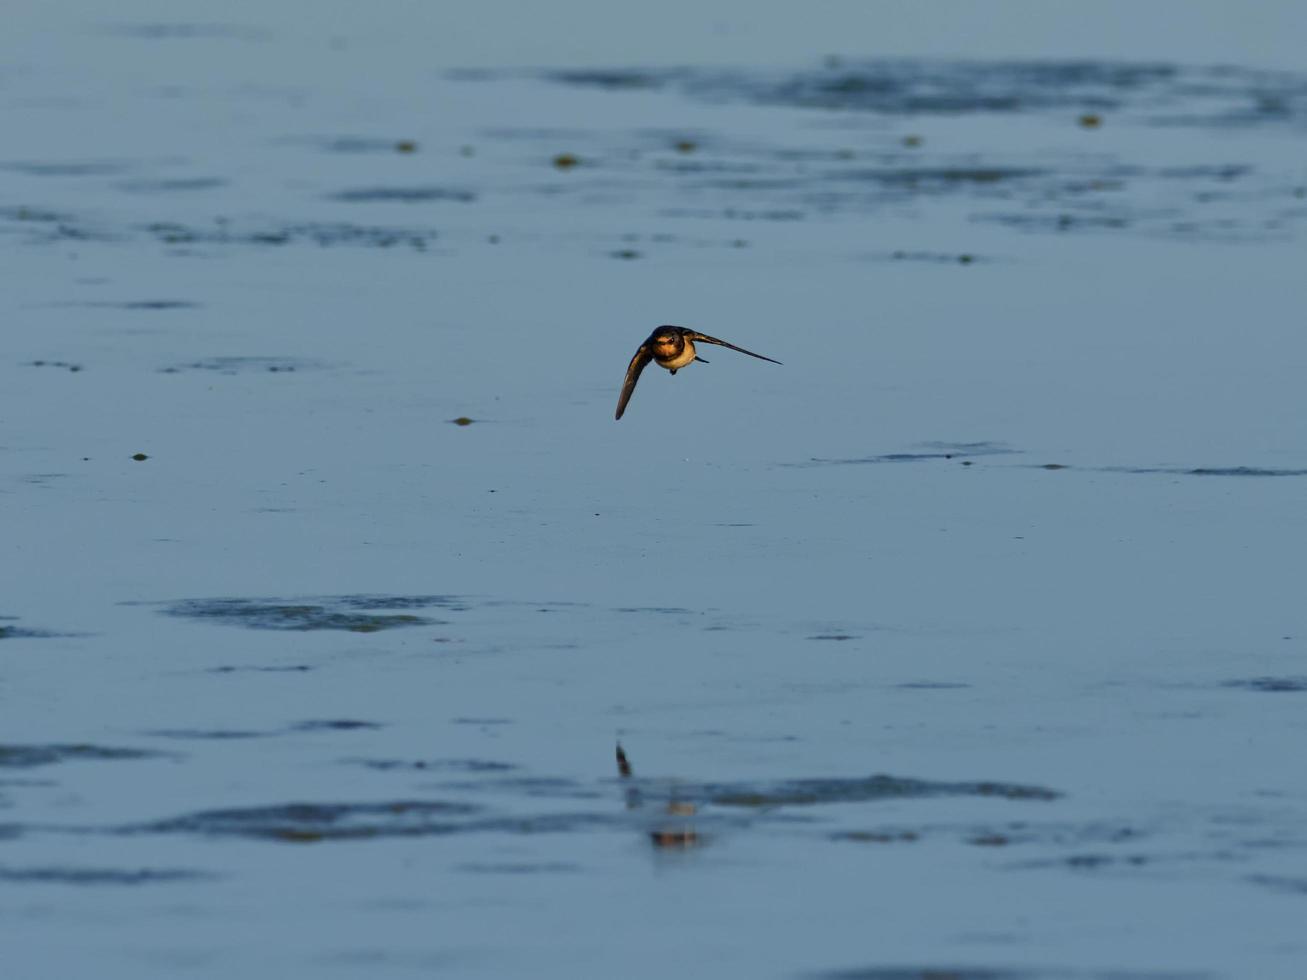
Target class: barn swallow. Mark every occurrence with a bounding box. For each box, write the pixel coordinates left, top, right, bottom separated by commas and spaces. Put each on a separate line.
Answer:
614, 326, 781, 420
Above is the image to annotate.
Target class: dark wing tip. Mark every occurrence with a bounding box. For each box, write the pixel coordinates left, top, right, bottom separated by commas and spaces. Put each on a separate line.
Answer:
615, 343, 651, 420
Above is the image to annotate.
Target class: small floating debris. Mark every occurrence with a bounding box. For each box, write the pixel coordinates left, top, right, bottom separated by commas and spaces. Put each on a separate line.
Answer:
451, 416, 474, 426
650, 828, 700, 848
394, 140, 417, 153
1078, 112, 1103, 128
901, 134, 923, 147
610, 248, 640, 260
552, 153, 580, 170
131, 453, 149, 461
673, 139, 697, 153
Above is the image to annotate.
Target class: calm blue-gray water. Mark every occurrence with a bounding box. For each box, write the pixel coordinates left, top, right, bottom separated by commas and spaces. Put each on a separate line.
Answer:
4, 3, 1307, 978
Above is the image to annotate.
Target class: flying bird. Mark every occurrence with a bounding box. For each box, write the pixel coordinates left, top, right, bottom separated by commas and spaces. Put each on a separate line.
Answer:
614, 326, 781, 420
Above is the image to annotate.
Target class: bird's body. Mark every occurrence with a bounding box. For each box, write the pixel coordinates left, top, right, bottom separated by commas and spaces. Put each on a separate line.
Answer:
615, 325, 781, 420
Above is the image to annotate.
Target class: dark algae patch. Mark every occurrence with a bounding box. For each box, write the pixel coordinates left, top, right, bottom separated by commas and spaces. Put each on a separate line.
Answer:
159, 594, 465, 631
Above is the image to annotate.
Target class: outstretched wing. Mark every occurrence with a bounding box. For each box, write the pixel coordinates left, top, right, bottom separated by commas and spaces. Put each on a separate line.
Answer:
615, 343, 653, 420
687, 331, 782, 365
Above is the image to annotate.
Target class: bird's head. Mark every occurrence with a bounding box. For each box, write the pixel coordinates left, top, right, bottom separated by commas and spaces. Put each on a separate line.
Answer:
651, 329, 682, 355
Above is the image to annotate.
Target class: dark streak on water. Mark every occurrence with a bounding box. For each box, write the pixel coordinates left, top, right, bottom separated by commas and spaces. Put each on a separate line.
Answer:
146, 720, 382, 741
143, 800, 480, 842
1113, 465, 1307, 477
118, 177, 227, 193
0, 619, 65, 639
703, 774, 1059, 807
145, 729, 267, 740
815, 968, 1211, 980
159, 356, 321, 375
0, 744, 166, 768
0, 866, 215, 885
1032, 464, 1307, 478
285, 136, 419, 155
158, 594, 465, 631
793, 442, 1018, 467
345, 758, 519, 773
836, 818, 1140, 849
0, 160, 130, 177
794, 451, 1307, 477
292, 720, 383, 732
141, 220, 441, 250
90, 299, 200, 310
100, 22, 271, 42
614, 606, 696, 615
1249, 873, 1307, 894
329, 186, 476, 204
456, 861, 580, 875
129, 800, 636, 842
1223, 677, 1307, 693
